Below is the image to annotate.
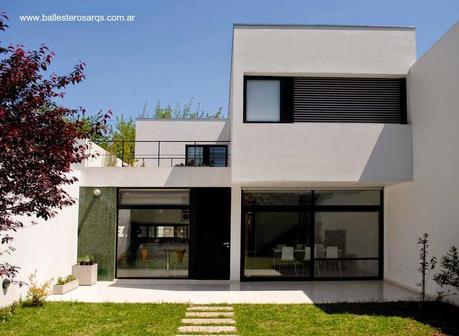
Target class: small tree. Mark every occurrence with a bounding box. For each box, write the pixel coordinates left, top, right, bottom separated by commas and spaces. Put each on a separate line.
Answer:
417, 233, 437, 302
98, 116, 136, 166
0, 13, 110, 281
434, 246, 459, 299
148, 99, 223, 119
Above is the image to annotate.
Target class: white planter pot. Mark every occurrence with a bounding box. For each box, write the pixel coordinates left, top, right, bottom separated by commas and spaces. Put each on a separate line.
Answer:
72, 263, 98, 286
53, 279, 79, 295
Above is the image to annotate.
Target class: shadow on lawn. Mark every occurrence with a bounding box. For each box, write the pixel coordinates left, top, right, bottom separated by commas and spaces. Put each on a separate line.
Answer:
317, 301, 459, 336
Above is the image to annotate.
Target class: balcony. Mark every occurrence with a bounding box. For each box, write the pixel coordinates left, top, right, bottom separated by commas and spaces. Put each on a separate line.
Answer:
83, 140, 230, 168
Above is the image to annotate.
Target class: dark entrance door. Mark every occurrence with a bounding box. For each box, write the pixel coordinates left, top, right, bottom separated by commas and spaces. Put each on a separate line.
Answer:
189, 188, 231, 279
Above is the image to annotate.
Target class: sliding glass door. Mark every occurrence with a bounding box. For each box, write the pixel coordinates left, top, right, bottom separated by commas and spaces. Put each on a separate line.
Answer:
116, 189, 190, 278
242, 190, 382, 280
243, 191, 312, 279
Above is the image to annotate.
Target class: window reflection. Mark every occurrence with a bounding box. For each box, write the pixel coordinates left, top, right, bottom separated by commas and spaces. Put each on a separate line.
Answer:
117, 189, 190, 279
244, 211, 311, 278
242, 190, 381, 279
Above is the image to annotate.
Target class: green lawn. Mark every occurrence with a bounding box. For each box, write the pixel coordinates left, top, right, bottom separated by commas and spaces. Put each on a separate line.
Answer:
1, 301, 458, 336
0, 302, 186, 336
234, 302, 459, 336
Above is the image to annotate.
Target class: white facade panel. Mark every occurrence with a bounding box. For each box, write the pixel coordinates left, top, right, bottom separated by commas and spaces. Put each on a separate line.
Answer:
231, 123, 412, 185
384, 23, 459, 304
80, 167, 231, 187
230, 26, 416, 185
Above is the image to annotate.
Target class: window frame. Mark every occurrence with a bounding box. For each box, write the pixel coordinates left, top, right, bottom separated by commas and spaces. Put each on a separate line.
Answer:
240, 189, 384, 281
185, 144, 228, 167
243, 76, 293, 123
116, 188, 191, 280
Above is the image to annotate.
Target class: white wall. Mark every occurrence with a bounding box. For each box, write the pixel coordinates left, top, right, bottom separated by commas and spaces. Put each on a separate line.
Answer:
230, 26, 416, 185
0, 172, 80, 307
82, 142, 123, 167
231, 123, 412, 184
385, 23, 459, 304
135, 119, 229, 167
79, 167, 230, 187
232, 25, 416, 76
228, 26, 417, 280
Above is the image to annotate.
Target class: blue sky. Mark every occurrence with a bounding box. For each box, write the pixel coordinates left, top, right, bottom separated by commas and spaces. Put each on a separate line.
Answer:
2, 0, 458, 120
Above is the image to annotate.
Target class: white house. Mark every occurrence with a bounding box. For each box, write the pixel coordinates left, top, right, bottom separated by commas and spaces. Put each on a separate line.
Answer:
2, 22, 459, 306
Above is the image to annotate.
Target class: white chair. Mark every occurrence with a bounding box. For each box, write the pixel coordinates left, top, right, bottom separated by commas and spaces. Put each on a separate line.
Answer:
314, 244, 325, 276
326, 246, 341, 275
278, 246, 299, 276
314, 243, 325, 258
326, 246, 339, 258
281, 246, 294, 260
304, 247, 311, 261
301, 247, 310, 276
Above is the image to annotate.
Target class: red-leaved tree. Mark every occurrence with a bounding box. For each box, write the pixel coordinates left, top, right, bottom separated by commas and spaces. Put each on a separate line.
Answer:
0, 13, 111, 281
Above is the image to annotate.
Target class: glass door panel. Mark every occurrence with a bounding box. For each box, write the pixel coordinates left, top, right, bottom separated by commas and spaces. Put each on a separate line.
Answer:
243, 210, 311, 279
117, 208, 189, 278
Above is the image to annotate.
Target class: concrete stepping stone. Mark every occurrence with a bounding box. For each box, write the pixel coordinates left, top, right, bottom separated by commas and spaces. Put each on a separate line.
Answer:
185, 312, 234, 317
187, 306, 233, 311
177, 326, 237, 333
181, 318, 236, 325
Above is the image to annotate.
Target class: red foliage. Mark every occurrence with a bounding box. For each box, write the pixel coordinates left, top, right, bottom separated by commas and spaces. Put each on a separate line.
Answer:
0, 13, 111, 280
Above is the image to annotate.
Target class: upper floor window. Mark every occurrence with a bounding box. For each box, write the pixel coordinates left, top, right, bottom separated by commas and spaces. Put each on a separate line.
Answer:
243, 76, 407, 124
245, 79, 280, 122
185, 145, 228, 167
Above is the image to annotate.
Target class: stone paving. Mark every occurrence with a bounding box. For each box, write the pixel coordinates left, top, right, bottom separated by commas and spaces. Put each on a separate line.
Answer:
176, 304, 238, 336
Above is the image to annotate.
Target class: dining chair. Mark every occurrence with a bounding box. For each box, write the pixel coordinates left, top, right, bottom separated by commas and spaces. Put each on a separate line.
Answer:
326, 246, 341, 275
279, 246, 300, 276
173, 249, 186, 270
301, 247, 310, 276
314, 244, 325, 275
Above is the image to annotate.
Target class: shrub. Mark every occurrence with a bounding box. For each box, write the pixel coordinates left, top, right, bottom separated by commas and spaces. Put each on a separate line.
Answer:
24, 271, 52, 307
417, 233, 437, 302
56, 274, 76, 285
77, 255, 95, 265
434, 246, 459, 299
0, 302, 17, 323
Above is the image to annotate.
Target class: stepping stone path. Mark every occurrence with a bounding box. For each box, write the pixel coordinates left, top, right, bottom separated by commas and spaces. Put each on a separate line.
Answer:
176, 304, 238, 336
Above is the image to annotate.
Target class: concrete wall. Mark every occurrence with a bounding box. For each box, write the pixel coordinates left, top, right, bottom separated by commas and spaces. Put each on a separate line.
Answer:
79, 167, 230, 187
231, 123, 412, 185
230, 26, 416, 185
0, 172, 80, 307
228, 26, 416, 279
78, 187, 117, 281
82, 142, 123, 167
232, 25, 416, 76
135, 119, 229, 167
385, 23, 459, 303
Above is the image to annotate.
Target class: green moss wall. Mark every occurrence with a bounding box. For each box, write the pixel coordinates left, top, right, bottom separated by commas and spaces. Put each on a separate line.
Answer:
78, 187, 117, 280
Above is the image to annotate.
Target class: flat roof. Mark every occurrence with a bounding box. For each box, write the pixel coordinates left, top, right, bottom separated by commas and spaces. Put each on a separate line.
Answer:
233, 23, 416, 31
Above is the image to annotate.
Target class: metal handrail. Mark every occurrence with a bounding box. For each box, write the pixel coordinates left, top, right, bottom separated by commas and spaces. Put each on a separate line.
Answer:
90, 140, 230, 168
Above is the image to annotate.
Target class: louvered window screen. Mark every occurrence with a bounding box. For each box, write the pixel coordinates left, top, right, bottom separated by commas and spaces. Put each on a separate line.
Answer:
293, 77, 406, 123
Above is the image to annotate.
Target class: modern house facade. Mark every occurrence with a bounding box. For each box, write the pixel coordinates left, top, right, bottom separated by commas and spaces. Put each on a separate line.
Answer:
2, 22, 459, 306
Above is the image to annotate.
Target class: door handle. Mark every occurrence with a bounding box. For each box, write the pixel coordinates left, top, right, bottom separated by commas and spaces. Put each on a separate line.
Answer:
223, 242, 230, 248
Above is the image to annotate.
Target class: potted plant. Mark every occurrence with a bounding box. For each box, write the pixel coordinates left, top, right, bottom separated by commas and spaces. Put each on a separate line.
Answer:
72, 256, 97, 286
53, 274, 79, 295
